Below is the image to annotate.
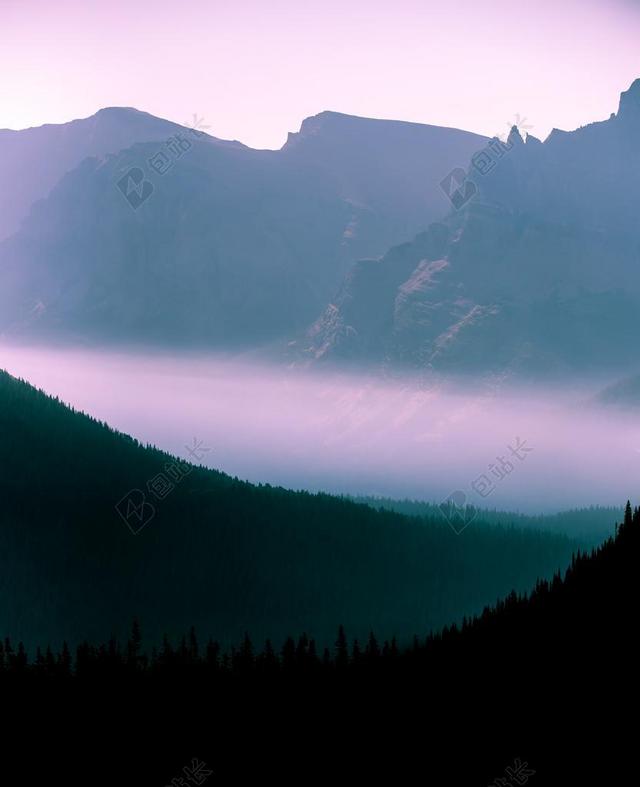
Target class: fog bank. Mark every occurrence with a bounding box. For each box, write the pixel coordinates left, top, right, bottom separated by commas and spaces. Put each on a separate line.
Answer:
2, 344, 638, 514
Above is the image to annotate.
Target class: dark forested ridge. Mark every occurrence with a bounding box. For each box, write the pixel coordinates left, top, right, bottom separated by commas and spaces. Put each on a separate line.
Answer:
0, 369, 578, 651
1, 504, 634, 680
352, 495, 620, 543
2, 501, 636, 682
2, 475, 636, 783
1, 368, 635, 783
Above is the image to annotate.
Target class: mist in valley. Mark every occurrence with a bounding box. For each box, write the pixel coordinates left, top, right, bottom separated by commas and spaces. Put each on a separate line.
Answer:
2, 343, 638, 521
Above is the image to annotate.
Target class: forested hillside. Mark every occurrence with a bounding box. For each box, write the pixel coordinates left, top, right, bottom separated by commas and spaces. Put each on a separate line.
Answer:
352, 495, 620, 542
0, 369, 578, 649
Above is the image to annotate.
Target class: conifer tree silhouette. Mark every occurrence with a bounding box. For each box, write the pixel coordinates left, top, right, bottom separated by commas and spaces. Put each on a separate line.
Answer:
335, 626, 348, 669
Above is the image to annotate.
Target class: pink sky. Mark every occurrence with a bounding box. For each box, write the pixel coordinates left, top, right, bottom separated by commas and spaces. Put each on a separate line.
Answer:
1, 0, 639, 149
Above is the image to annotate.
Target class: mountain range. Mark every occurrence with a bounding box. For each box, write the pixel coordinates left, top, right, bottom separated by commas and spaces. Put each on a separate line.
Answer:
0, 109, 485, 346
2, 81, 639, 377
302, 80, 640, 377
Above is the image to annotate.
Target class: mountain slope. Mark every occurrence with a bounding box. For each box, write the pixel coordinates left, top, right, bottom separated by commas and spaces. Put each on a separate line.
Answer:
353, 495, 620, 543
303, 80, 640, 376
1, 427, 634, 784
0, 107, 231, 242
0, 111, 487, 345
281, 110, 487, 254
0, 369, 576, 649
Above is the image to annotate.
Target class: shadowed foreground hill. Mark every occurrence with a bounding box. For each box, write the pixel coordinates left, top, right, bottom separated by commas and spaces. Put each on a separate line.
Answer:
0, 369, 634, 783
2, 466, 636, 784
0, 369, 577, 650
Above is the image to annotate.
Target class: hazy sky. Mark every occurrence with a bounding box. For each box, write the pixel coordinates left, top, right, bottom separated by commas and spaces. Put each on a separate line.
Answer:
1, 0, 639, 148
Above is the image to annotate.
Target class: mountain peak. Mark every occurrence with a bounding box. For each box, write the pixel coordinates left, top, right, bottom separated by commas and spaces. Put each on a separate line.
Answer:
94, 106, 143, 116
507, 125, 524, 146
617, 78, 640, 121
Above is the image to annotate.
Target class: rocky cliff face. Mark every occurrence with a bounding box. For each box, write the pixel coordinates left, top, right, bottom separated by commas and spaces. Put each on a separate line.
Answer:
0, 109, 486, 347
301, 81, 640, 378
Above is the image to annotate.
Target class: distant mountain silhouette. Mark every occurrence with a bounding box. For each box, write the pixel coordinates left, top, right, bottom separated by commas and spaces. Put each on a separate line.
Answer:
0, 110, 486, 346
352, 494, 619, 543
303, 79, 640, 377
0, 107, 235, 242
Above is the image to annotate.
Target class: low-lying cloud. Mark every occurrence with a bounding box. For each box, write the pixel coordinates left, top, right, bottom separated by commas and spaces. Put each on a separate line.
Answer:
2, 344, 639, 514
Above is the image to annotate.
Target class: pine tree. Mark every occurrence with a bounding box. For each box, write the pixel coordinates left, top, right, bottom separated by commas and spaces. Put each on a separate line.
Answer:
206, 640, 220, 669
281, 636, 296, 671
45, 645, 56, 675
366, 631, 380, 662
59, 642, 72, 677
127, 618, 142, 669
335, 625, 348, 669
308, 639, 318, 666
259, 639, 276, 671
188, 626, 199, 662
16, 642, 28, 671
296, 633, 309, 667
160, 634, 173, 667
240, 633, 254, 671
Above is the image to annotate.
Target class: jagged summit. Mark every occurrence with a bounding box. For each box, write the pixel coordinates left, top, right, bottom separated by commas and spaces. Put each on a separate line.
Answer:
302, 79, 640, 374
507, 125, 524, 146
618, 77, 640, 120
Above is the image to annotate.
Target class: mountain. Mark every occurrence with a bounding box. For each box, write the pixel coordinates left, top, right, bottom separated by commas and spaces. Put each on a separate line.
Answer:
0, 369, 576, 649
0, 110, 486, 346
302, 80, 640, 377
0, 107, 225, 242
280, 111, 488, 257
